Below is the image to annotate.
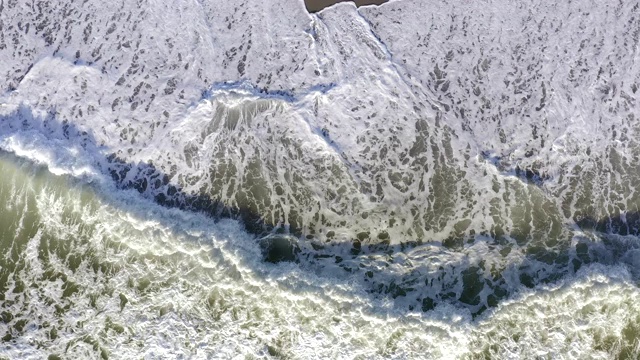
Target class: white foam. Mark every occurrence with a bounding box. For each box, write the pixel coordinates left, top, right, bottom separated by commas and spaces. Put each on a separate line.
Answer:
1, 0, 640, 357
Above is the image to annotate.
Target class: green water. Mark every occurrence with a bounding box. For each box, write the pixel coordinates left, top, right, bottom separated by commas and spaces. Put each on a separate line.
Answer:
0, 152, 639, 359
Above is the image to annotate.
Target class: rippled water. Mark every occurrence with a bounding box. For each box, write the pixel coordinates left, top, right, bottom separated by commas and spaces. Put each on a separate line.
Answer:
0, 153, 639, 359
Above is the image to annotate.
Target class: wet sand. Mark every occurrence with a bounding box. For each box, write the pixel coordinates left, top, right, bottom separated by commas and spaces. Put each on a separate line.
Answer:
304, 0, 388, 12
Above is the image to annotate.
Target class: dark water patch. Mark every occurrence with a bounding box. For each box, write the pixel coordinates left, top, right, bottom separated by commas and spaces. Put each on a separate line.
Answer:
259, 234, 301, 263
305, 0, 388, 13
105, 154, 275, 237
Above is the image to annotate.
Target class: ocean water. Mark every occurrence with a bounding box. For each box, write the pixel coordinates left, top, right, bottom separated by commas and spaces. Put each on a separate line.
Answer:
1, 0, 640, 358
0, 152, 638, 359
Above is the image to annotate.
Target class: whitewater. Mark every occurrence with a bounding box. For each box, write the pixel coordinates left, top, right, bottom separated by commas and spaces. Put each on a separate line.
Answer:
1, 0, 639, 358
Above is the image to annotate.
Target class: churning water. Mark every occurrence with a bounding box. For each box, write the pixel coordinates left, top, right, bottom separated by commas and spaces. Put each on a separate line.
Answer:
1, 0, 640, 358
0, 144, 639, 359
